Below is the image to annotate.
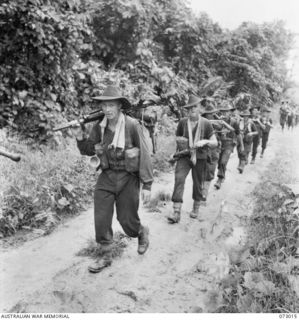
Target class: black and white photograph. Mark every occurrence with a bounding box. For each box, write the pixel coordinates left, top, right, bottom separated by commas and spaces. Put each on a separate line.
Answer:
0, 0, 298, 316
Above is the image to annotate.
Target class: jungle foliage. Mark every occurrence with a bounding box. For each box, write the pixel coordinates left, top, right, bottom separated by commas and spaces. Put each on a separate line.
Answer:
0, 0, 294, 141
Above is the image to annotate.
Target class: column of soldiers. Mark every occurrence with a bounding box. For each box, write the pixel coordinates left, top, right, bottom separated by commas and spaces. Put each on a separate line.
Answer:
71, 86, 278, 273
279, 100, 299, 131
167, 93, 274, 224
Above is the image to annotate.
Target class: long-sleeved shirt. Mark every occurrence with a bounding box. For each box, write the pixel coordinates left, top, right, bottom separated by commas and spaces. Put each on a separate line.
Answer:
77, 115, 154, 191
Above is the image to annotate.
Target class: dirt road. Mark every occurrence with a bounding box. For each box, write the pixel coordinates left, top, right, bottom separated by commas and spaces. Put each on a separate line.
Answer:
1, 127, 298, 313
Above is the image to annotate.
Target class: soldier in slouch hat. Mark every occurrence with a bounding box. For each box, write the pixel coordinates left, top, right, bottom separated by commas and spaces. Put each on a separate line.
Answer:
260, 107, 273, 158
214, 102, 241, 189
249, 105, 265, 164
237, 109, 258, 174
168, 95, 217, 223
72, 86, 153, 273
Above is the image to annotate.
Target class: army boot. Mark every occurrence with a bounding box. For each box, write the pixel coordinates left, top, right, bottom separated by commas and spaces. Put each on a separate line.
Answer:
137, 225, 149, 255
237, 160, 246, 174
214, 178, 223, 190
88, 244, 113, 273
190, 200, 201, 219
167, 202, 182, 223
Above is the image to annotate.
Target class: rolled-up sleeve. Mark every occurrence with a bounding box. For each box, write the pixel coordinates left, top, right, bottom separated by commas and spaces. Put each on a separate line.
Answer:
132, 122, 154, 191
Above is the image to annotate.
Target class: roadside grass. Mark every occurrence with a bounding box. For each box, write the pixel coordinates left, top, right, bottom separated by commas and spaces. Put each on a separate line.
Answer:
217, 150, 299, 313
76, 231, 130, 259
0, 138, 96, 238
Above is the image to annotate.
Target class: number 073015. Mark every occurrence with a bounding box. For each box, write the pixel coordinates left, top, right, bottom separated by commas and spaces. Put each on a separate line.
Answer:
279, 315, 298, 319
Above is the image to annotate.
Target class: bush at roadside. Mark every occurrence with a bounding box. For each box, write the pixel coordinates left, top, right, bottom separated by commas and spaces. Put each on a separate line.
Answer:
0, 139, 96, 238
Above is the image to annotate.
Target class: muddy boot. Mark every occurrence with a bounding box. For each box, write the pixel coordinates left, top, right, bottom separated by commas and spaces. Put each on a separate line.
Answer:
168, 202, 181, 224
137, 225, 149, 255
237, 160, 245, 174
190, 200, 201, 219
214, 178, 223, 190
88, 244, 113, 273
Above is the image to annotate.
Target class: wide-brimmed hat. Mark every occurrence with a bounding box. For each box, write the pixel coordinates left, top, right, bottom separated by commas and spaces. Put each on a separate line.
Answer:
92, 86, 131, 109
240, 109, 251, 117
219, 102, 235, 112
261, 107, 271, 113
183, 94, 202, 109
249, 105, 261, 111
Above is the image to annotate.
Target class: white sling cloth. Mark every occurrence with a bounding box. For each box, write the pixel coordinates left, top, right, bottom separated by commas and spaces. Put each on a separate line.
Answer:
100, 112, 126, 150
187, 118, 201, 166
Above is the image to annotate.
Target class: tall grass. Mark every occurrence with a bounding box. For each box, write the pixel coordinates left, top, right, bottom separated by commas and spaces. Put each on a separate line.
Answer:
217, 148, 299, 313
0, 138, 96, 237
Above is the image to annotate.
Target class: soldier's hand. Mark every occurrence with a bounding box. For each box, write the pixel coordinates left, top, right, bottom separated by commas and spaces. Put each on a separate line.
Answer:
94, 143, 104, 157
71, 124, 84, 140
195, 140, 207, 148
141, 190, 151, 204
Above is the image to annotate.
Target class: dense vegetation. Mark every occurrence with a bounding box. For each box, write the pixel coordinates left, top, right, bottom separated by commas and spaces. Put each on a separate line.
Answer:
0, 0, 294, 141
218, 151, 299, 313
0, 1, 298, 312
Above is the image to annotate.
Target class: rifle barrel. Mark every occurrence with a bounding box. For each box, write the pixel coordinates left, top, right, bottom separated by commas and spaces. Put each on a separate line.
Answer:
53, 120, 80, 132
0, 148, 21, 162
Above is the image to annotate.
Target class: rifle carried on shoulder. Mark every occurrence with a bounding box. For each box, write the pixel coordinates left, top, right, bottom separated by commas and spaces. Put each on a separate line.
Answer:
53, 110, 104, 132
53, 106, 158, 153
0, 147, 21, 162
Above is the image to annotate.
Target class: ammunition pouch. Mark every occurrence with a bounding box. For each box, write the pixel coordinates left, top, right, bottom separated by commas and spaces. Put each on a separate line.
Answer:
124, 147, 140, 173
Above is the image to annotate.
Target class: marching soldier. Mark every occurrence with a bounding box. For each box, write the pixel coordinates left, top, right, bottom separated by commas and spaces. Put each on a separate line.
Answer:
260, 107, 273, 158
287, 105, 295, 130
250, 106, 265, 164
72, 86, 153, 273
168, 95, 217, 223
237, 109, 258, 174
201, 99, 222, 203
279, 101, 288, 131
215, 102, 241, 189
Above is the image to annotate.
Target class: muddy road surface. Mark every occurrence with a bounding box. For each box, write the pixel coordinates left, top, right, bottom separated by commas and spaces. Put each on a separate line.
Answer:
1, 127, 298, 313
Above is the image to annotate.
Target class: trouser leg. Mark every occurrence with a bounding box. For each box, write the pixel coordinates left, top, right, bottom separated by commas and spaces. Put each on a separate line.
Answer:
217, 147, 233, 179
115, 174, 141, 238
171, 157, 192, 203
191, 159, 207, 201
261, 132, 269, 154
94, 188, 115, 245
251, 135, 259, 160
206, 151, 219, 182
202, 181, 211, 199
244, 141, 252, 163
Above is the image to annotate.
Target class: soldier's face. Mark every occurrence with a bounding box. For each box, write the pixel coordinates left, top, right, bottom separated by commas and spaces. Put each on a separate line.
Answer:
262, 111, 268, 118
222, 110, 229, 118
252, 108, 258, 117
101, 100, 122, 120
187, 105, 200, 120
243, 116, 249, 123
